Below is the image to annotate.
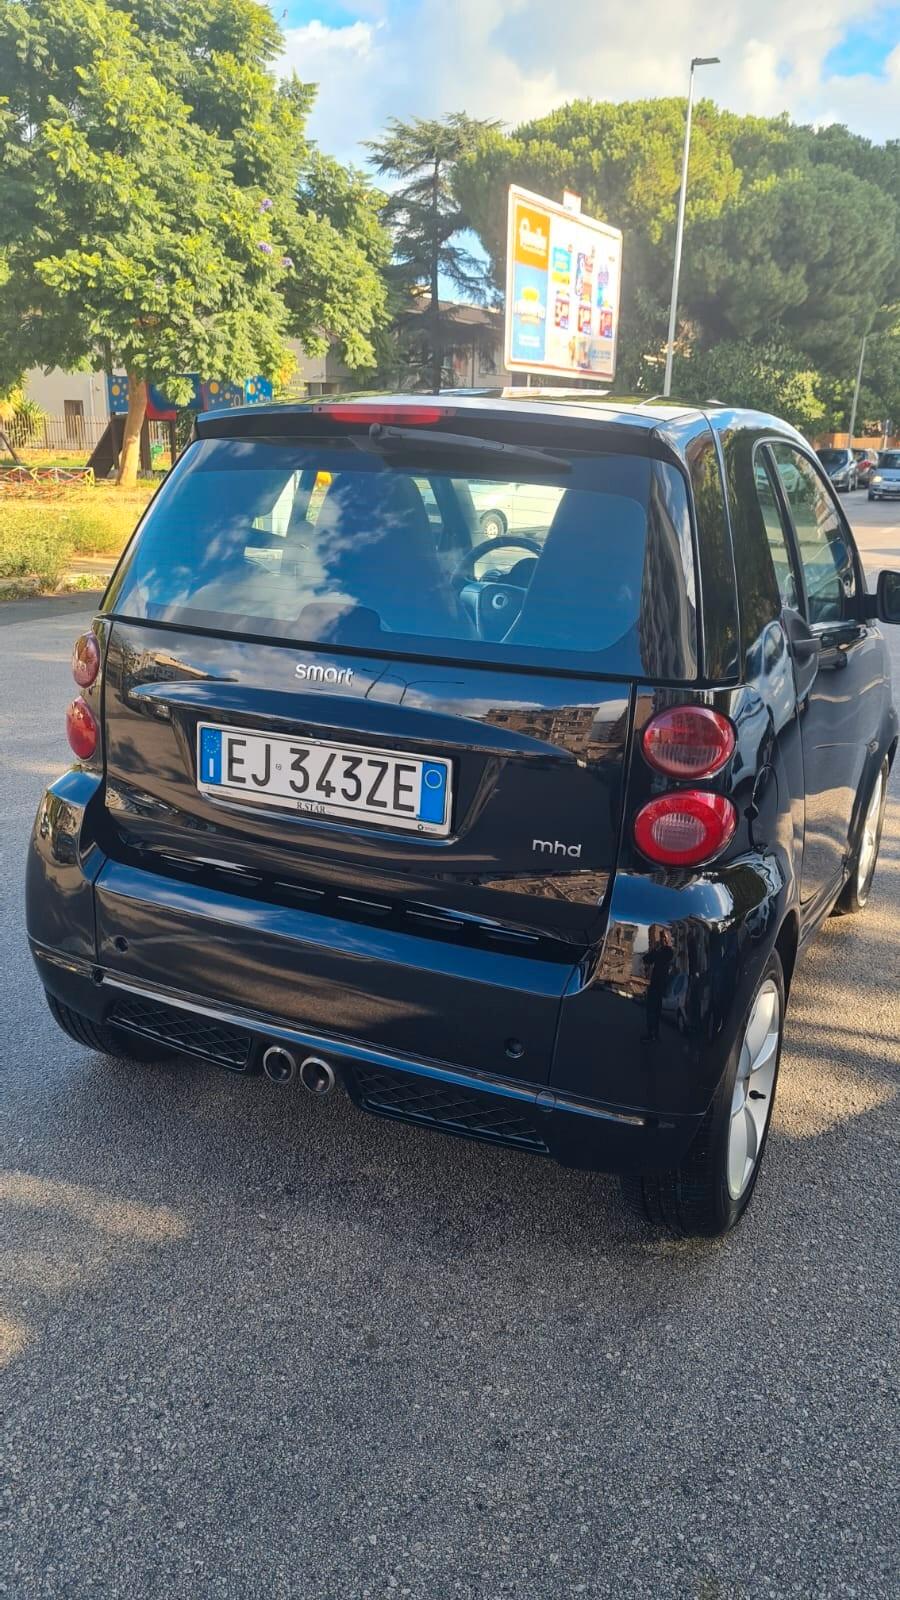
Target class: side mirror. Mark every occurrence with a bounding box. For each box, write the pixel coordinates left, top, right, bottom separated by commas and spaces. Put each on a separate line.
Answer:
873, 570, 900, 625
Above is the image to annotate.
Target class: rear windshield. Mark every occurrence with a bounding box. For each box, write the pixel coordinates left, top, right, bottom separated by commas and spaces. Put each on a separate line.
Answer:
878, 451, 900, 469
105, 435, 698, 679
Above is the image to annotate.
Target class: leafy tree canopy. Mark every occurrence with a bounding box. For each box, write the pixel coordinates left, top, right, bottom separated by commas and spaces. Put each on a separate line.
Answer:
675, 338, 828, 435
454, 101, 900, 426
0, 0, 389, 478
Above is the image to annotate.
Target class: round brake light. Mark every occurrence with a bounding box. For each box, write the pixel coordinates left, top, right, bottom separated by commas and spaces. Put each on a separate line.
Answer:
642, 706, 735, 779
72, 632, 101, 688
634, 792, 737, 867
66, 697, 99, 760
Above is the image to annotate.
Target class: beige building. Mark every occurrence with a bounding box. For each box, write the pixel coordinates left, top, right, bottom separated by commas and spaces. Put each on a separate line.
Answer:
23, 366, 110, 445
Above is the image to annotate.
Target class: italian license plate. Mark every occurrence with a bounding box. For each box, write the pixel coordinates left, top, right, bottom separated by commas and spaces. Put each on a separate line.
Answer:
197, 723, 452, 836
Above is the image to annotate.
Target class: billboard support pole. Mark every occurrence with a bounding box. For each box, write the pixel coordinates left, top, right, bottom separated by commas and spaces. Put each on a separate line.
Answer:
663, 55, 719, 398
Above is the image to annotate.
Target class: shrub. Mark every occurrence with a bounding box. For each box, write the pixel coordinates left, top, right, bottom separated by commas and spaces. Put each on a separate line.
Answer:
0, 485, 152, 587
0, 515, 72, 585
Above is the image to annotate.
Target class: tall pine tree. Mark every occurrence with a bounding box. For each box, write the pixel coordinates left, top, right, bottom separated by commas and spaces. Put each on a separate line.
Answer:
367, 114, 496, 392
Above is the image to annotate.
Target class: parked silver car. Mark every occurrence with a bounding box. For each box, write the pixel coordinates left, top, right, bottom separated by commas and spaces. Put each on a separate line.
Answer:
816, 447, 858, 492
869, 450, 900, 501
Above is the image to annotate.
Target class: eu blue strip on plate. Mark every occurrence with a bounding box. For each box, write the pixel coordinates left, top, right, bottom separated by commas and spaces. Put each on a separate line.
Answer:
418, 761, 448, 824
200, 726, 222, 785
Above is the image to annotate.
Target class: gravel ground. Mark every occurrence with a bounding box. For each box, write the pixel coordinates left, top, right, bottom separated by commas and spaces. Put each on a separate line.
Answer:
0, 497, 898, 1600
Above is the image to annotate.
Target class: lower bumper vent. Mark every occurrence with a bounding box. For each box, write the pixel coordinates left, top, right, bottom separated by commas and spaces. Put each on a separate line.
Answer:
352, 1065, 548, 1153
109, 995, 253, 1072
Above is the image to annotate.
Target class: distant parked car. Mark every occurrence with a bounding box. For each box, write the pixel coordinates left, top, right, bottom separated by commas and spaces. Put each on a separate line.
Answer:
853, 449, 879, 487
469, 481, 564, 540
869, 450, 900, 501
816, 448, 858, 492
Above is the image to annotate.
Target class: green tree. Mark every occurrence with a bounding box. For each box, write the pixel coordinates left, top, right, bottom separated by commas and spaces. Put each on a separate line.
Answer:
454, 98, 742, 389
674, 338, 827, 434
453, 100, 900, 410
291, 153, 391, 377
683, 164, 898, 369
0, 0, 388, 484
366, 114, 497, 392
817, 324, 900, 434
858, 328, 900, 429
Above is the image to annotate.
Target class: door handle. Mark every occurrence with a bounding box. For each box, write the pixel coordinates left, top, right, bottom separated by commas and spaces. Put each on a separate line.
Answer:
819, 623, 864, 651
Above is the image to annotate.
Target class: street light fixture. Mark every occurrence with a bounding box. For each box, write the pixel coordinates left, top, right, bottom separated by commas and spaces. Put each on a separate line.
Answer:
663, 55, 720, 398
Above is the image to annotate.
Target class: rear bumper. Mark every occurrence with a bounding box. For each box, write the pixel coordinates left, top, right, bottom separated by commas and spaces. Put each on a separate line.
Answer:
30, 940, 702, 1174
30, 764, 796, 1174
26, 769, 708, 1174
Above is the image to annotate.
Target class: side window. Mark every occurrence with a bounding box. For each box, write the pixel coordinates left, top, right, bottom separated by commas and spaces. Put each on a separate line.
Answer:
770, 444, 856, 625
685, 430, 739, 681
754, 451, 799, 610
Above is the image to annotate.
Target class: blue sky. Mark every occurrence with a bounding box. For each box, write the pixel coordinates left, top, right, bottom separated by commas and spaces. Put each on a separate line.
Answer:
824, 4, 900, 74
277, 1, 900, 165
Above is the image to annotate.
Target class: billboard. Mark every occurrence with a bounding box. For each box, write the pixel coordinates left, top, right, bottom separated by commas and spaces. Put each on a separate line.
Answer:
504, 185, 623, 381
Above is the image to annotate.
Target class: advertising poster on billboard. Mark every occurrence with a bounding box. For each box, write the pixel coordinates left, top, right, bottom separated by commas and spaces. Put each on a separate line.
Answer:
504, 185, 623, 381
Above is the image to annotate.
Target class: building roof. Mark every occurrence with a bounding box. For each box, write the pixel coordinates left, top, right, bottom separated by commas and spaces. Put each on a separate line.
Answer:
401, 296, 502, 331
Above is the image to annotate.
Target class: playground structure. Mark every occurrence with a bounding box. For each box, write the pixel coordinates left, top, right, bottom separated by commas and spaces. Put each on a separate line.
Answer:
87, 372, 274, 477
0, 372, 276, 478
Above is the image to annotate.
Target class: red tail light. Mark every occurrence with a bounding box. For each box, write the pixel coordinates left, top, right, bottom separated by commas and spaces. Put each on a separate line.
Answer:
72, 631, 101, 688
314, 404, 449, 426
642, 707, 735, 779
634, 792, 737, 867
66, 697, 99, 760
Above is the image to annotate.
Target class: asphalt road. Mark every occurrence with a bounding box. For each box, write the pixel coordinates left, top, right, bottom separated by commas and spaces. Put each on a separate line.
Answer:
1, 494, 898, 1600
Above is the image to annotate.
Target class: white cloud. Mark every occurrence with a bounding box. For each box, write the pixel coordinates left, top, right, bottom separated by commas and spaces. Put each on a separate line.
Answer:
280, 2, 900, 161
280, 18, 389, 160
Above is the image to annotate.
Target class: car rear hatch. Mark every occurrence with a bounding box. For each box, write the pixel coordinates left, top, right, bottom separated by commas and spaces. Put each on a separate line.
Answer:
94, 401, 699, 1087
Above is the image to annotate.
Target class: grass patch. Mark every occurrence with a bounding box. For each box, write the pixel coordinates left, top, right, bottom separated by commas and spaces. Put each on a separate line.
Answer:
3, 448, 94, 472
0, 484, 153, 588
6, 448, 171, 475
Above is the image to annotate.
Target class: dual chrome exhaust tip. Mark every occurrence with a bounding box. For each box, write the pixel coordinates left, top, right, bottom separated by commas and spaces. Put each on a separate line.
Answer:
261, 1045, 336, 1095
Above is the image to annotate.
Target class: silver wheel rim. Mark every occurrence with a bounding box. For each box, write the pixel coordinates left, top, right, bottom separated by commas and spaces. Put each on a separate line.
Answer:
857, 770, 884, 898
727, 979, 780, 1201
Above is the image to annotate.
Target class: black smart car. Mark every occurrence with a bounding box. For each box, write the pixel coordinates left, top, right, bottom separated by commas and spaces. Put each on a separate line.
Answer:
27, 396, 900, 1237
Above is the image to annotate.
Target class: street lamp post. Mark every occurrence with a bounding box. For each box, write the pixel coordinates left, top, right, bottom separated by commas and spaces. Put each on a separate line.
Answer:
663, 55, 720, 398
847, 331, 868, 447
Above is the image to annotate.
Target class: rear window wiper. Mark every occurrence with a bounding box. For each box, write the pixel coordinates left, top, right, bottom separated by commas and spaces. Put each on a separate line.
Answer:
355, 423, 572, 474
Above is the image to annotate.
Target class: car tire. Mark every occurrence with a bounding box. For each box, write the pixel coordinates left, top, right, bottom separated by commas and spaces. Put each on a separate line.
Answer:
620, 952, 785, 1238
832, 756, 889, 916
45, 992, 176, 1063
868, 492, 876, 502
479, 510, 507, 540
